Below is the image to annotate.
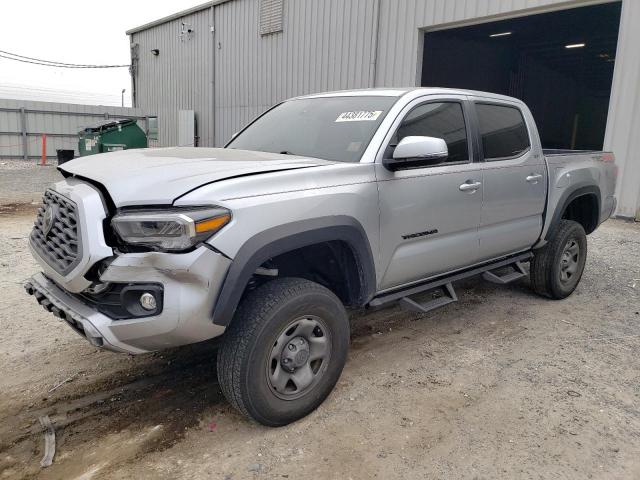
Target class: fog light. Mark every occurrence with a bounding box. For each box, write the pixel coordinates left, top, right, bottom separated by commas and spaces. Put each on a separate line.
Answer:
139, 292, 157, 311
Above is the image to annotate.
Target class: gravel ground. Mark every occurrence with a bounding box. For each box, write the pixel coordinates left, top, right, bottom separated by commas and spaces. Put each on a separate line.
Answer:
0, 161, 62, 206
0, 209, 638, 480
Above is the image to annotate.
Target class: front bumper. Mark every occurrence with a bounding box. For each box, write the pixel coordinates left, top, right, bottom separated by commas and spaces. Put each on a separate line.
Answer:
25, 245, 231, 354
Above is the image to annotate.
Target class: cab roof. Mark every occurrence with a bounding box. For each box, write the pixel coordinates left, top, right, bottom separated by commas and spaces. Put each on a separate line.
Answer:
294, 87, 523, 104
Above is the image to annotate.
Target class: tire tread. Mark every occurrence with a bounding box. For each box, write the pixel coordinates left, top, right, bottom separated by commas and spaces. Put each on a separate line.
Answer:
531, 219, 586, 299
217, 278, 342, 422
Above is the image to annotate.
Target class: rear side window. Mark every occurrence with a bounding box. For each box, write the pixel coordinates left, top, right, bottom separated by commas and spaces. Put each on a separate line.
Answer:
390, 102, 469, 163
476, 104, 530, 160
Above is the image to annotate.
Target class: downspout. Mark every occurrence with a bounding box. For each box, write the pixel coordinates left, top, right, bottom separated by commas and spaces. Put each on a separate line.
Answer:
129, 35, 138, 108
210, 4, 216, 147
370, 0, 382, 88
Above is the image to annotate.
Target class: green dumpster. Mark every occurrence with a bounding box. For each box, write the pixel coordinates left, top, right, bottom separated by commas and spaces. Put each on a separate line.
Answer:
78, 119, 147, 157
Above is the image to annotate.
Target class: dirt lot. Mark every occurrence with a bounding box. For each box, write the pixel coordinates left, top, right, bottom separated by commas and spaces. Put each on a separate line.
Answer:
1, 207, 638, 480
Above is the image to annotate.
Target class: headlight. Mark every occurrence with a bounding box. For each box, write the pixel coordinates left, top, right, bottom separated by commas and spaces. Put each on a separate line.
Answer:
111, 206, 231, 251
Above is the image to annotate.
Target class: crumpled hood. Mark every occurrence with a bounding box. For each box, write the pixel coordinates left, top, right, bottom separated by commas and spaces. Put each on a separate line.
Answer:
59, 147, 335, 206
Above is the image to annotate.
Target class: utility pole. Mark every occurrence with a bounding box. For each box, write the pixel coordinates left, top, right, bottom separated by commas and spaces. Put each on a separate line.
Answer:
121, 88, 126, 107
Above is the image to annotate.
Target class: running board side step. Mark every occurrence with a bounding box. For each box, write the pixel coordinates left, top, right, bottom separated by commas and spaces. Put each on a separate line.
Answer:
482, 261, 527, 285
369, 251, 533, 309
399, 282, 457, 314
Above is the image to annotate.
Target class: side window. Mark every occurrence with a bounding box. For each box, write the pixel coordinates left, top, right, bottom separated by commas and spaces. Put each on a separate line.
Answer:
389, 101, 470, 164
476, 104, 530, 160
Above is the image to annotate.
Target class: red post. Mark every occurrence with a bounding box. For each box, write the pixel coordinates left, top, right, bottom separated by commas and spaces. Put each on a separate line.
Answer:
41, 134, 47, 166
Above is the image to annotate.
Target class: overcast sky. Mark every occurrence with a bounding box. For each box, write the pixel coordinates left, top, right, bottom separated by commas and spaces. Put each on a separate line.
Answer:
0, 0, 201, 106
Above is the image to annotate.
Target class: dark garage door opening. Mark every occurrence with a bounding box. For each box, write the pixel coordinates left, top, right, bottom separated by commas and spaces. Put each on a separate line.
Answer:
422, 2, 621, 150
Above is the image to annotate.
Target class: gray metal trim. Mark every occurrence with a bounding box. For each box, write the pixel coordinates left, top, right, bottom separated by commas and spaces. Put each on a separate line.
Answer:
0, 107, 149, 119
125, 0, 234, 34
20, 107, 27, 160
0, 155, 58, 160
0, 132, 78, 138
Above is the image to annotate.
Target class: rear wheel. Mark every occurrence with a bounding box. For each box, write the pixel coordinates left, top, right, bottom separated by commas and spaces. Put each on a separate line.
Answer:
530, 219, 587, 299
216, 277, 349, 426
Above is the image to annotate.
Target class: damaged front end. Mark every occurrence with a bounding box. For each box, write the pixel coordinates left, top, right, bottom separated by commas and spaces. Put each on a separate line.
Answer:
25, 178, 231, 354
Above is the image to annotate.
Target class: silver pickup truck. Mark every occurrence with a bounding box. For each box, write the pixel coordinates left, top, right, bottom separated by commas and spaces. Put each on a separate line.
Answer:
25, 88, 617, 426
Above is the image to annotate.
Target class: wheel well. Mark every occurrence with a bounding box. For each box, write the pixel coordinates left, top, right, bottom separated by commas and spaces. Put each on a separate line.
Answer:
258, 241, 366, 307
561, 194, 599, 234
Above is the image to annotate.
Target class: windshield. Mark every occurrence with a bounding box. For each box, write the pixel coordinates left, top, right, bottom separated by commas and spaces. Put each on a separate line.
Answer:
226, 96, 397, 162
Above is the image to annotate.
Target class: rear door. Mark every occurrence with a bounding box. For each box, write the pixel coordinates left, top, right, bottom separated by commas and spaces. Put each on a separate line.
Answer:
471, 99, 547, 260
375, 95, 483, 290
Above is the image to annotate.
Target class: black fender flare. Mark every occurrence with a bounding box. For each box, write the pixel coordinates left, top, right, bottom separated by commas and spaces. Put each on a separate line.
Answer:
545, 184, 601, 240
212, 216, 377, 326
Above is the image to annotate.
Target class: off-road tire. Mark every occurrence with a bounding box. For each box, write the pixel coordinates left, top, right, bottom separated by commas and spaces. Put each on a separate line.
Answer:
531, 219, 587, 299
216, 277, 350, 426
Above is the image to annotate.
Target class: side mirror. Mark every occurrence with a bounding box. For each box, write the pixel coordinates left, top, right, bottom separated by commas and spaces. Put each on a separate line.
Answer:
383, 136, 448, 171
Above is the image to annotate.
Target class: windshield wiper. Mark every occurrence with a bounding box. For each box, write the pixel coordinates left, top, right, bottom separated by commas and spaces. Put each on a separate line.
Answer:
279, 151, 297, 155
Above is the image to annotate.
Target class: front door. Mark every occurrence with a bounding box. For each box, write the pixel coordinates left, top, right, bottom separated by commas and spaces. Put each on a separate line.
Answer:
375, 96, 483, 291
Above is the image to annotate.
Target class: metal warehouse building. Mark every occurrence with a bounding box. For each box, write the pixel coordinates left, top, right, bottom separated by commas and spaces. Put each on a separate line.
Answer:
127, 0, 640, 219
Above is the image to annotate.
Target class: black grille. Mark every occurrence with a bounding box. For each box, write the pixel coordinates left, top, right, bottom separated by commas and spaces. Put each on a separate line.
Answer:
30, 190, 81, 275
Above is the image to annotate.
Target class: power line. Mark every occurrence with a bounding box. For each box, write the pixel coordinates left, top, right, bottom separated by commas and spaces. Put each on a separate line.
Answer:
0, 49, 129, 68
0, 49, 101, 67
0, 53, 130, 69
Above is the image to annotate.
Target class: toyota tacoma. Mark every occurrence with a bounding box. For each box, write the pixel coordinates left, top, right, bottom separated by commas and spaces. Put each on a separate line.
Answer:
25, 88, 617, 426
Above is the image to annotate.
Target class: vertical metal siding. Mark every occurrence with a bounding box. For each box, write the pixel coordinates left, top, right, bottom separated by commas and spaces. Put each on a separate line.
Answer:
131, 0, 639, 216
0, 98, 148, 160
374, 0, 594, 87
210, 0, 583, 144
373, 0, 638, 217
0, 106, 23, 158
131, 8, 214, 146
213, 0, 377, 144
603, 0, 640, 219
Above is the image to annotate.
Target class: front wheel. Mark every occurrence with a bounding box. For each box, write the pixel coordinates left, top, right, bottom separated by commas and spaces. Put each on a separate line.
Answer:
530, 219, 587, 299
216, 277, 350, 426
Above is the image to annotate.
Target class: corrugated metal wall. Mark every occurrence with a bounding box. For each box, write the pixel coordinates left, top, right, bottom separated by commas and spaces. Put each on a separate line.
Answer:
375, 0, 585, 87
213, 0, 378, 144
213, 0, 590, 143
373, 0, 640, 218
130, 0, 639, 217
131, 7, 214, 147
603, 0, 640, 219
0, 98, 148, 160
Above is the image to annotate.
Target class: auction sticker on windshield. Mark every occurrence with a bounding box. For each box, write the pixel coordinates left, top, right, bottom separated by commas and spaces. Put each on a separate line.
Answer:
335, 111, 383, 122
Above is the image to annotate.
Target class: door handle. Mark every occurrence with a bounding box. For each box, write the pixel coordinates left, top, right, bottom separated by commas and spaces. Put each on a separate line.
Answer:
459, 181, 482, 192
526, 174, 543, 183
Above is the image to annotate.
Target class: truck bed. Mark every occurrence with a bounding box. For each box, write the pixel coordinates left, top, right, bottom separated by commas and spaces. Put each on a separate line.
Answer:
537, 149, 617, 246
